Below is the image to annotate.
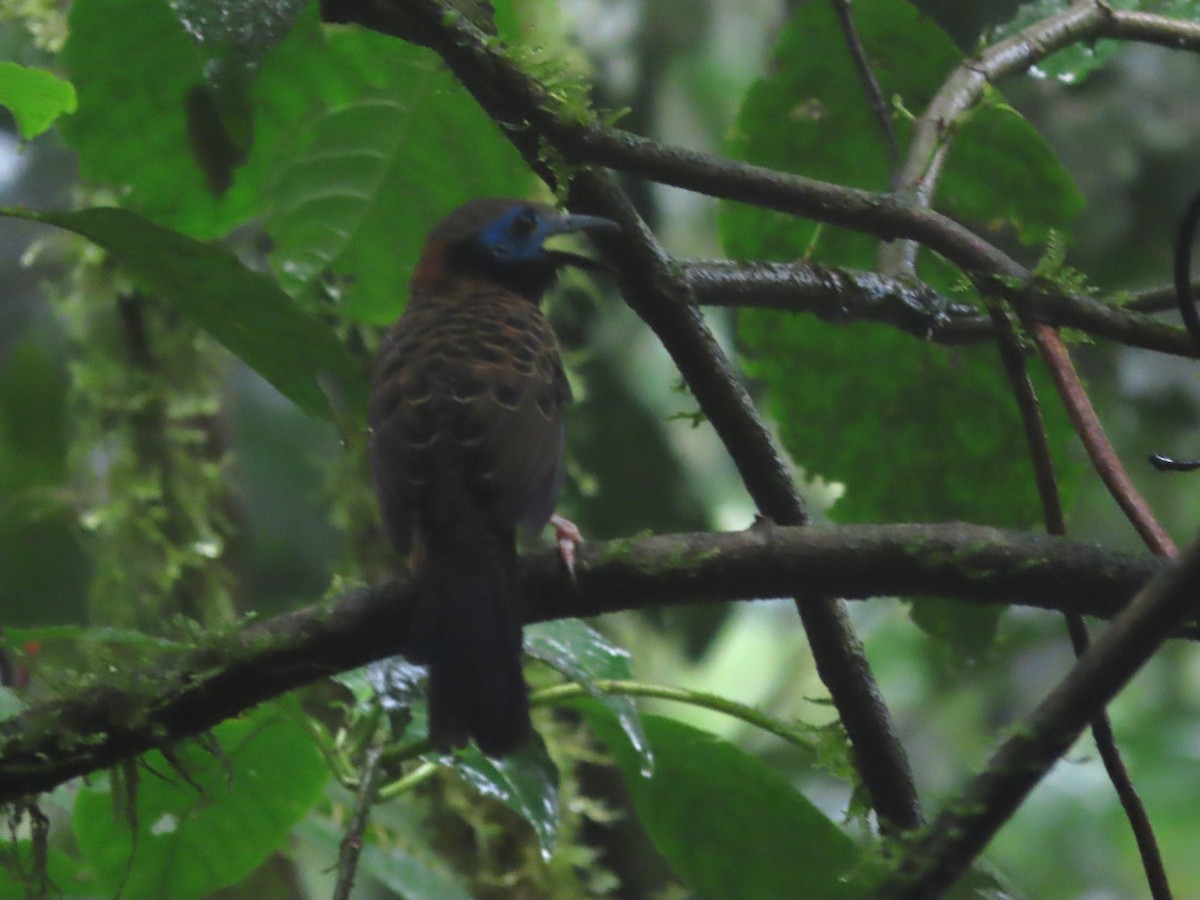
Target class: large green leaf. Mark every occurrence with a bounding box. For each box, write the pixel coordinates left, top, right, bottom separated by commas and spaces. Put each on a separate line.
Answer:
721, 0, 1081, 261
721, 0, 958, 264
0, 62, 75, 139
940, 97, 1083, 245
60, 0, 387, 238
584, 705, 864, 900
722, 0, 1082, 654
263, 42, 533, 324
294, 816, 474, 900
72, 699, 328, 899
2, 207, 366, 424
720, 0, 1079, 528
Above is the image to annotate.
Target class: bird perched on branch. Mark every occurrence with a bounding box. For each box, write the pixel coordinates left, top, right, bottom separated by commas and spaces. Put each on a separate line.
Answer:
369, 198, 617, 756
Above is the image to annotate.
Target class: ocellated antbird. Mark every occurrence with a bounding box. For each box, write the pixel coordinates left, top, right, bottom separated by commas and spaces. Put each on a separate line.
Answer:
369, 198, 617, 756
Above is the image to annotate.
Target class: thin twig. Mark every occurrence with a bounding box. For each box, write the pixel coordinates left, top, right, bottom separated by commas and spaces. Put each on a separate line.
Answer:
990, 303, 1174, 900
1033, 324, 1177, 556
831, 0, 899, 184
333, 738, 387, 900
1062, 616, 1174, 900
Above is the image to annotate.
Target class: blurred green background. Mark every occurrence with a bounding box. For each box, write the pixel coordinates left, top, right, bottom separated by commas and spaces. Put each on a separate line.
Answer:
2, 1, 1200, 897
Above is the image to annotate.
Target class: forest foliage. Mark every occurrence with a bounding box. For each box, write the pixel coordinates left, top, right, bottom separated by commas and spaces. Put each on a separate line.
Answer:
1, 0, 1200, 898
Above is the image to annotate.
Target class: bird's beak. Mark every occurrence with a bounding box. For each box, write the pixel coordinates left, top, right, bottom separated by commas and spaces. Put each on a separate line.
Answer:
542, 212, 620, 273
542, 212, 621, 237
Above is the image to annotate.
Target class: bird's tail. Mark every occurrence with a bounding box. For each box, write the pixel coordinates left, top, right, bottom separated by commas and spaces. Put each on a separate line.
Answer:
409, 545, 531, 757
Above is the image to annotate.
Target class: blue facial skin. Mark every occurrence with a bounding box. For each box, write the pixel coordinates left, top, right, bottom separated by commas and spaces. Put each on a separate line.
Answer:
478, 206, 548, 264
477, 206, 618, 265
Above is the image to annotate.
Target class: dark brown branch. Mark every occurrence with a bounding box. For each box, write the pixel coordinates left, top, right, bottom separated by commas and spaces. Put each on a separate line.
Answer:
0, 523, 1167, 806
880, 529, 1200, 899
1034, 324, 1177, 556
991, 303, 1173, 900
683, 260, 1198, 357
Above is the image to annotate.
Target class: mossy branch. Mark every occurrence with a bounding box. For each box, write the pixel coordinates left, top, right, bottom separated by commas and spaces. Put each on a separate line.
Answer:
0, 522, 1168, 804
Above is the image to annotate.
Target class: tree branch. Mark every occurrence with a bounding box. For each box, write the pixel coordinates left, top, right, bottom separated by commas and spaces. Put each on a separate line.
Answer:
880, 529, 1200, 899
683, 260, 1197, 358
990, 300, 1174, 900
0, 523, 1169, 806
884, 1, 1200, 274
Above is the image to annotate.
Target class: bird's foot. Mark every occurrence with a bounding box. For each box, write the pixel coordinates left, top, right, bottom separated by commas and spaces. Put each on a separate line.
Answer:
550, 513, 583, 581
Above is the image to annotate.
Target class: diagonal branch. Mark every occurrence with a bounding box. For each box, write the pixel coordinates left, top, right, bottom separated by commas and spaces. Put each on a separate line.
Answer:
880, 529, 1200, 899
989, 302, 1173, 900
0, 523, 1169, 806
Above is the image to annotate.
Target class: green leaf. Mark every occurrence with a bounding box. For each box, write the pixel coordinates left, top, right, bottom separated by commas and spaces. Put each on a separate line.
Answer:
293, 816, 474, 900
264, 40, 533, 324
455, 735, 560, 859
73, 699, 328, 900
357, 841, 474, 900
61, 1, 378, 238
721, 0, 1080, 525
940, 98, 1084, 245
0, 687, 22, 723
721, 0, 960, 264
721, 0, 1080, 262
722, 0, 1082, 654
0, 845, 105, 899
583, 705, 864, 900
0, 62, 75, 139
526, 619, 653, 773
1, 206, 367, 424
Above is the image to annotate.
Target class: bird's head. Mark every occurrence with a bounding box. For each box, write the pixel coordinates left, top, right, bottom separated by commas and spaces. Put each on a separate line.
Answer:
412, 198, 618, 301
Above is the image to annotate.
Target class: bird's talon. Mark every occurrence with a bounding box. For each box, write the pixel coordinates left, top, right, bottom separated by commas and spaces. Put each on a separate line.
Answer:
550, 513, 583, 581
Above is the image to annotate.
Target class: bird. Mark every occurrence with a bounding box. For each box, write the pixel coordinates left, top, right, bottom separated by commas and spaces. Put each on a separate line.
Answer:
369, 198, 617, 757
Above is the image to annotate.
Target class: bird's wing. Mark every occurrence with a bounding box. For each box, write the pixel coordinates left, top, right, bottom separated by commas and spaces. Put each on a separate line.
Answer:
369, 291, 570, 547
448, 296, 570, 534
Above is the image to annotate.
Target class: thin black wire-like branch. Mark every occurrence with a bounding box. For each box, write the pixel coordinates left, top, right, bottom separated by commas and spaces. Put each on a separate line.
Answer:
880, 529, 1200, 899
1062, 614, 1174, 900
323, 0, 925, 832
683, 260, 1197, 358
831, 0, 899, 183
0, 523, 1170, 806
1126, 280, 1200, 314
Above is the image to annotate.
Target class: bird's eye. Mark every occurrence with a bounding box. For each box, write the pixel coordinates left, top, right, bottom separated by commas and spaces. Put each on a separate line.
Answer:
511, 208, 538, 239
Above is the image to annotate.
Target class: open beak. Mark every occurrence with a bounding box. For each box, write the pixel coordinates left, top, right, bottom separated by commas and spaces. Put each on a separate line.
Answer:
542, 211, 620, 273
542, 212, 621, 237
